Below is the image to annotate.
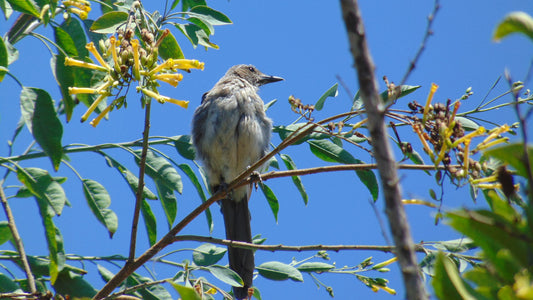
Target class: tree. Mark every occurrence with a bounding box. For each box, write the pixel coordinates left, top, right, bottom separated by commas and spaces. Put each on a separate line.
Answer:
0, 0, 531, 299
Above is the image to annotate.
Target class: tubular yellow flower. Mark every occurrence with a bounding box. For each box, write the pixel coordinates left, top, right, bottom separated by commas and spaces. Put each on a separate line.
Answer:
470, 175, 497, 185
414, 124, 434, 160
473, 137, 509, 153
171, 59, 205, 71
139, 87, 189, 108
163, 97, 189, 108
462, 140, 471, 173
65, 57, 107, 72
68, 7, 88, 20
154, 73, 184, 87
423, 83, 439, 124
452, 126, 486, 148
378, 285, 397, 295
372, 257, 398, 270
109, 36, 121, 73
402, 199, 437, 207
86, 42, 109, 70
81, 93, 108, 122
475, 124, 510, 149
476, 183, 502, 189
90, 101, 114, 127
148, 59, 174, 76
68, 87, 98, 95
131, 39, 141, 80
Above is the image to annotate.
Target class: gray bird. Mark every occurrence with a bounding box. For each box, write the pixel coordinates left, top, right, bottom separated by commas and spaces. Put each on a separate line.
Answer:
191, 64, 283, 299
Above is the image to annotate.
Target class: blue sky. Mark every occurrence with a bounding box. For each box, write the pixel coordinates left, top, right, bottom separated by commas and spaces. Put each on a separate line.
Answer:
1, 0, 532, 299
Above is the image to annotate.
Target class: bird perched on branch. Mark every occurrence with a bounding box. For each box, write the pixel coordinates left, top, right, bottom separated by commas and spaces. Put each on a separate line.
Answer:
192, 64, 283, 299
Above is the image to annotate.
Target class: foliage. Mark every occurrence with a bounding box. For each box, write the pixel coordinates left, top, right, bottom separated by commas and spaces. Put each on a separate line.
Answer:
0, 0, 531, 299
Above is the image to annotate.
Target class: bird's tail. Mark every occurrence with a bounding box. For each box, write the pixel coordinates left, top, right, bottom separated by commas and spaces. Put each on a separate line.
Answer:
221, 197, 254, 300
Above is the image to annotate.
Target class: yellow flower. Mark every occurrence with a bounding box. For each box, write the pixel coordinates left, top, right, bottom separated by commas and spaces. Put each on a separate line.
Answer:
65, 57, 107, 72
131, 39, 141, 80
86, 42, 110, 70
423, 83, 439, 124
171, 59, 205, 71
67, 7, 88, 20
154, 73, 184, 87
89, 101, 114, 127
139, 87, 189, 108
109, 36, 121, 73
81, 93, 108, 122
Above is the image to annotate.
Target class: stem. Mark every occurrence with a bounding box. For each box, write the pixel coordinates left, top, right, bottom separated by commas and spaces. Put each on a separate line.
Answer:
339, 1, 427, 299
129, 101, 152, 262
0, 182, 36, 293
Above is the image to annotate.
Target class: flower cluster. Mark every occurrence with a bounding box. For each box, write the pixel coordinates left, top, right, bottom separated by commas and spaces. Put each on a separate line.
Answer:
63, 0, 91, 20
65, 26, 204, 126
409, 84, 512, 189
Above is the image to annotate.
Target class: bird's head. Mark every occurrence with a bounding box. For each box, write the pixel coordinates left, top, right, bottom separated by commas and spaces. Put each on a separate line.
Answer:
229, 64, 284, 87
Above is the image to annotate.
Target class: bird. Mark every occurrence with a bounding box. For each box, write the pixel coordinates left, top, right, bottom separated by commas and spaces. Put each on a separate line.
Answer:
191, 64, 283, 299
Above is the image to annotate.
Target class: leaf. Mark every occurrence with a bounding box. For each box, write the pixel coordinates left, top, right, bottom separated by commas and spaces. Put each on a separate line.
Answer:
192, 243, 226, 266
127, 273, 173, 300
308, 139, 379, 201
53, 26, 78, 57
141, 199, 157, 246
280, 154, 308, 205
0, 221, 12, 246
90, 11, 129, 34
174, 135, 196, 160
0, 36, 8, 82
493, 11, 533, 42
20, 87, 64, 170
60, 18, 89, 58
53, 270, 97, 299
103, 154, 158, 199
455, 117, 479, 131
0, 273, 22, 293
82, 179, 118, 238
259, 183, 279, 222
158, 30, 184, 60
484, 143, 533, 178
97, 264, 115, 283
432, 252, 478, 300
256, 261, 303, 282
353, 85, 421, 110
432, 238, 476, 253
52, 54, 75, 122
135, 150, 183, 193
273, 123, 331, 145
297, 262, 335, 273
170, 282, 201, 300
175, 23, 219, 49
155, 180, 177, 229
205, 265, 243, 287
5, 0, 39, 17
179, 163, 213, 232
189, 6, 232, 26
315, 83, 338, 111
16, 167, 66, 215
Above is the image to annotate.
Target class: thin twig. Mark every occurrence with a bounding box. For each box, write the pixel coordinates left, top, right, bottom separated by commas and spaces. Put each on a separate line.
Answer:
129, 101, 152, 262
0, 183, 36, 293
399, 0, 440, 86
339, 1, 427, 299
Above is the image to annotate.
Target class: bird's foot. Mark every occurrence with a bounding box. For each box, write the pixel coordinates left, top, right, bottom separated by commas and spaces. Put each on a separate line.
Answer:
249, 171, 262, 190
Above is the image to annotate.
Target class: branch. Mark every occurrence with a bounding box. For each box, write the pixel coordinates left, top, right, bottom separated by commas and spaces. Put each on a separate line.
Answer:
339, 1, 427, 299
173, 235, 482, 261
129, 101, 152, 262
0, 183, 36, 293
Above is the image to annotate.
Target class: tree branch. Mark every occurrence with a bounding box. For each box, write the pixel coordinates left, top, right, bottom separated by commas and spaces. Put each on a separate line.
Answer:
339, 1, 427, 299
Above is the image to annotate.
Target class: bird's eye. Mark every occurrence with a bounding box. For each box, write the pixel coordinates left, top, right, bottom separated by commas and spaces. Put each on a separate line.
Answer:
248, 66, 255, 72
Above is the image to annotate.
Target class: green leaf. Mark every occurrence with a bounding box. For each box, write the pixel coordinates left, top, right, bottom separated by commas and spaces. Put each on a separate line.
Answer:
175, 23, 219, 49
53, 270, 97, 299
53, 26, 78, 57
0, 273, 22, 293
16, 167, 66, 215
135, 150, 183, 193
97, 264, 115, 283
60, 18, 89, 58
315, 83, 338, 111
5, 0, 39, 17
257, 261, 303, 282
455, 117, 479, 131
192, 243, 227, 266
179, 163, 213, 232
90, 11, 128, 34
493, 11, 533, 42
297, 262, 335, 273
52, 54, 75, 122
20, 87, 64, 170
0, 221, 12, 246
141, 199, 157, 246
274, 123, 331, 145
174, 135, 196, 160
259, 183, 279, 222
103, 154, 158, 199
170, 282, 201, 300
308, 139, 379, 201
158, 30, 184, 60
205, 265, 243, 287
82, 179, 118, 238
484, 143, 533, 178
189, 6, 232, 26
0, 36, 8, 82
127, 273, 173, 300
155, 180, 177, 229
280, 154, 308, 205
432, 252, 478, 300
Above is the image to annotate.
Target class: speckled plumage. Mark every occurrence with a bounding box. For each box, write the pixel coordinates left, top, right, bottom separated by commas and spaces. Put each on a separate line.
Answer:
191, 65, 282, 299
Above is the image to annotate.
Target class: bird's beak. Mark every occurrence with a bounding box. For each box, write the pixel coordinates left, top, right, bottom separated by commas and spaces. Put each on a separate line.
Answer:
258, 74, 284, 85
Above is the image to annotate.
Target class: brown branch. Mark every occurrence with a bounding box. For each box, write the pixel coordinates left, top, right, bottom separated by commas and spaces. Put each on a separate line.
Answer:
339, 1, 427, 299
129, 100, 152, 262
173, 235, 482, 261
0, 183, 36, 293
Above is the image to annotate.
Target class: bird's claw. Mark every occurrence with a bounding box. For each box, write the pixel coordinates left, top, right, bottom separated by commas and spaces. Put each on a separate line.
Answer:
250, 171, 262, 190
